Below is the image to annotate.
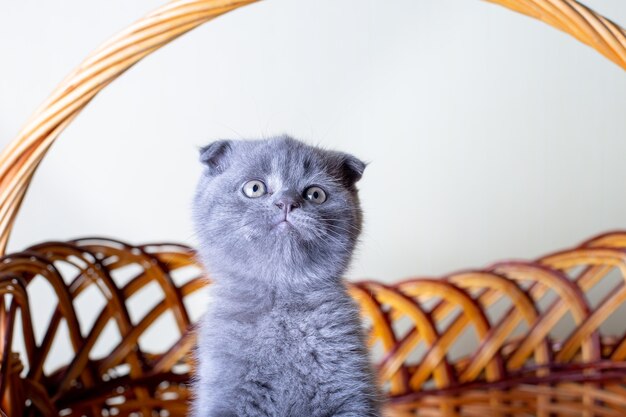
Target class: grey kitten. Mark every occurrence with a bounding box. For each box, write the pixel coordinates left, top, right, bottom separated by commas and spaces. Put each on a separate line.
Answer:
191, 136, 381, 417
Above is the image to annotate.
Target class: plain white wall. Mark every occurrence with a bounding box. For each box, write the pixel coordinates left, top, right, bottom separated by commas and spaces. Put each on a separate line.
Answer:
1, 0, 626, 368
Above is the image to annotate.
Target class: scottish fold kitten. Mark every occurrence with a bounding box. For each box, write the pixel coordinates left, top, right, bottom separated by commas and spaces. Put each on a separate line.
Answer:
191, 136, 381, 417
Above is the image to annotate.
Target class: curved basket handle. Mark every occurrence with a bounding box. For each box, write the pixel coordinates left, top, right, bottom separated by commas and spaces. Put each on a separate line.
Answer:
0, 0, 623, 255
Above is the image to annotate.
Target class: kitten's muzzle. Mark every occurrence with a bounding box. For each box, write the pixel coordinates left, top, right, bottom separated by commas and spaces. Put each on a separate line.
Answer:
275, 198, 300, 214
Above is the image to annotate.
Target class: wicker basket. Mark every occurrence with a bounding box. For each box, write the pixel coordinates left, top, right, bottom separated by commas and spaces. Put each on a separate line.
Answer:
0, 1, 625, 416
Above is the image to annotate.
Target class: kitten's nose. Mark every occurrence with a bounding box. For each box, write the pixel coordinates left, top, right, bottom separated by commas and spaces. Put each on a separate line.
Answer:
275, 198, 300, 214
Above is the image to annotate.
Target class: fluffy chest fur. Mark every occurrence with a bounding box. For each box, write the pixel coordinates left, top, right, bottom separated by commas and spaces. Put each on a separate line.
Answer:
195, 284, 380, 417
212, 286, 362, 369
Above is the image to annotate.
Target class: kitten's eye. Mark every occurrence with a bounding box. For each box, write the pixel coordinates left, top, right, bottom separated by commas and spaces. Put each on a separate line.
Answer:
304, 186, 327, 204
242, 180, 267, 198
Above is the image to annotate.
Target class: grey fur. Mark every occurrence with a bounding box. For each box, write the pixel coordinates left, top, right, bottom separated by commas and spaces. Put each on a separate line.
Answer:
191, 136, 381, 417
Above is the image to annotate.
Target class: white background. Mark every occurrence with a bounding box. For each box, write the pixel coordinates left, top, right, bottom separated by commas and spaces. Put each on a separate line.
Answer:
1, 0, 626, 368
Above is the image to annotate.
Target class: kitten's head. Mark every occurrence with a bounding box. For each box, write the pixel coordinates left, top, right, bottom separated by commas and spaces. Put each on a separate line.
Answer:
192, 136, 366, 288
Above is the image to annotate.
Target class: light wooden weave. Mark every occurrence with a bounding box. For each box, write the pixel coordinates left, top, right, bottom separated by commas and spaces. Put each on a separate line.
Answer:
0, 0, 625, 256
1, 232, 626, 416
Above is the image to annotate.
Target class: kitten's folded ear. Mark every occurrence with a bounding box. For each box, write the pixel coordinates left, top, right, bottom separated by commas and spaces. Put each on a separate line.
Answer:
337, 153, 367, 188
199, 140, 233, 175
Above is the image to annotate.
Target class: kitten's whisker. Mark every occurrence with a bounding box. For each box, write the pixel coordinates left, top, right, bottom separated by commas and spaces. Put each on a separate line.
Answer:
310, 226, 346, 247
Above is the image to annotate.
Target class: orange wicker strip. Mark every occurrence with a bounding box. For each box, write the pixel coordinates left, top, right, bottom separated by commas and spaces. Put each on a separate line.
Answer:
485, 0, 626, 69
1, 231, 626, 416
0, 0, 624, 256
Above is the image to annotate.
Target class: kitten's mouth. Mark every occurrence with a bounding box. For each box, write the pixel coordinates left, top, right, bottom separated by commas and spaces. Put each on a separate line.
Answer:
273, 219, 296, 233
